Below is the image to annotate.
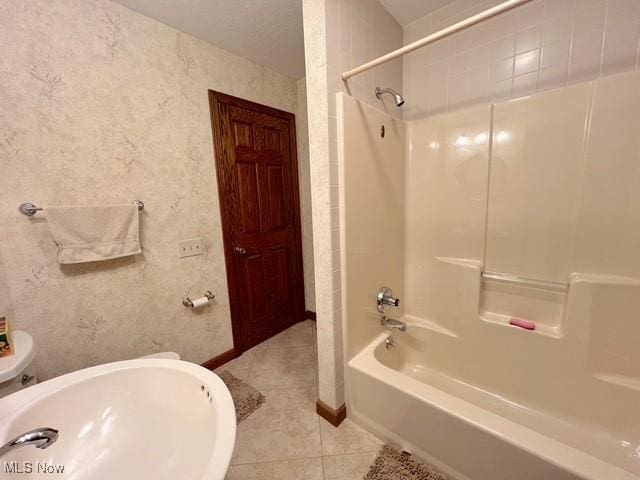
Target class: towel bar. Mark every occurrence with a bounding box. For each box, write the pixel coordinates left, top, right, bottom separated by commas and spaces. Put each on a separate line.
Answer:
18, 201, 144, 217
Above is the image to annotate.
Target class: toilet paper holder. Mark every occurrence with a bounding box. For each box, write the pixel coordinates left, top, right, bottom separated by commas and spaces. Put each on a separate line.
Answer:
183, 291, 215, 308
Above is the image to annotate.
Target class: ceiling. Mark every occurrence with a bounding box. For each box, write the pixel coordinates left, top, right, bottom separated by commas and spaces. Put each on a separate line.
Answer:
113, 0, 454, 79
113, 0, 305, 78
379, 0, 455, 26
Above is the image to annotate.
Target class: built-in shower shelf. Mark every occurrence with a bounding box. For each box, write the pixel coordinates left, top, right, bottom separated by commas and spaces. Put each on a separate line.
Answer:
479, 271, 567, 337
479, 312, 563, 338
481, 271, 569, 293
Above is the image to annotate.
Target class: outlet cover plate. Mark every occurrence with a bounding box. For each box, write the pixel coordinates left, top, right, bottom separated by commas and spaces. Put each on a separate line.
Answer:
179, 238, 204, 258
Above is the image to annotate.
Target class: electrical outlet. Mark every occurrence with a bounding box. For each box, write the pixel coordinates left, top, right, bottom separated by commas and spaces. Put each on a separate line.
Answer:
178, 238, 204, 258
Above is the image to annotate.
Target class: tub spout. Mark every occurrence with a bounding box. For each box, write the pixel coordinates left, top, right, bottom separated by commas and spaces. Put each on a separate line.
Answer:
381, 316, 407, 332
0, 428, 59, 459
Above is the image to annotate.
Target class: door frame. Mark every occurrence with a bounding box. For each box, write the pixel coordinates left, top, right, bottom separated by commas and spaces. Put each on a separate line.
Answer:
208, 90, 306, 355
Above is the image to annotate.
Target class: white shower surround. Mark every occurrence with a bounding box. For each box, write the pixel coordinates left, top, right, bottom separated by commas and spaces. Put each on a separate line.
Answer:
339, 68, 640, 479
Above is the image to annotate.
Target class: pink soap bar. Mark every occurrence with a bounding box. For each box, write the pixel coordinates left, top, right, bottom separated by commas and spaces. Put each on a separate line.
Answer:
509, 317, 536, 330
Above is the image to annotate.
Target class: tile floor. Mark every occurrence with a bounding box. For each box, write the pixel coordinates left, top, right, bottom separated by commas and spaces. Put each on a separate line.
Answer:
217, 320, 383, 480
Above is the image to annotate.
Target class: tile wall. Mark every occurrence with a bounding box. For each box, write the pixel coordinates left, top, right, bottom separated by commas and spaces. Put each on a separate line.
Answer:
403, 0, 640, 119
302, 0, 403, 409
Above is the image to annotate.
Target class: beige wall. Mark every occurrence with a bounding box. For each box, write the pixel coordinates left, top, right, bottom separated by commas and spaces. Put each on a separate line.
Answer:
405, 105, 491, 332
487, 82, 591, 283
0, 0, 306, 380
339, 94, 405, 360
296, 77, 316, 312
403, 68, 640, 339
302, 0, 403, 409
403, 0, 640, 119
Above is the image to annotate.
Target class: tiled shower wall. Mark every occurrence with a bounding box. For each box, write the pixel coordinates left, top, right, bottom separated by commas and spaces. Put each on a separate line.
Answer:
327, 0, 404, 111
302, 0, 402, 409
403, 0, 640, 119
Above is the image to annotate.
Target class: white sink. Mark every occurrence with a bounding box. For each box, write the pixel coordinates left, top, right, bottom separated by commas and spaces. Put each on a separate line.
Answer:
0, 359, 236, 479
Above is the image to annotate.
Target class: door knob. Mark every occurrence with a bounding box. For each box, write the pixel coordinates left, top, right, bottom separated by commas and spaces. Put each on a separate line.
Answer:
234, 246, 247, 255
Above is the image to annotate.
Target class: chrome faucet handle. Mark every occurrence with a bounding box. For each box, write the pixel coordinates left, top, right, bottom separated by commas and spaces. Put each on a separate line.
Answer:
377, 287, 400, 313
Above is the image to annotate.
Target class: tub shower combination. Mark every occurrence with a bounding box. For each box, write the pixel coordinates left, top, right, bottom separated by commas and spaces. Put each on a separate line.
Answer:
339, 69, 640, 480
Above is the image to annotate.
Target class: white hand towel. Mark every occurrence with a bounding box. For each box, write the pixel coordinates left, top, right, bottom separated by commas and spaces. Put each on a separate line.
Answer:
45, 204, 141, 264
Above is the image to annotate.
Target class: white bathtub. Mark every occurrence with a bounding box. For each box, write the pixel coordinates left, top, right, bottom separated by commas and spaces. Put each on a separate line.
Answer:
348, 326, 640, 480
0, 359, 236, 479
338, 79, 640, 480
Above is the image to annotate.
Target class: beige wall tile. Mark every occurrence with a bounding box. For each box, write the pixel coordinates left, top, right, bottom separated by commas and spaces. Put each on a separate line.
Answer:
403, 0, 640, 119
303, 0, 403, 410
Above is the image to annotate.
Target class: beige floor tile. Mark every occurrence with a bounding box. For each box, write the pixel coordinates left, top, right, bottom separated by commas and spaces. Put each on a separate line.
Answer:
226, 457, 324, 480
215, 348, 257, 381
248, 345, 316, 389
256, 320, 315, 351
322, 452, 377, 480
232, 386, 322, 464
320, 418, 383, 456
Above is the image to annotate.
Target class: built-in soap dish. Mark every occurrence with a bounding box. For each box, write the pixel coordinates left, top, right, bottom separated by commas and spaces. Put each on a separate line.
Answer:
479, 271, 567, 338
479, 312, 563, 338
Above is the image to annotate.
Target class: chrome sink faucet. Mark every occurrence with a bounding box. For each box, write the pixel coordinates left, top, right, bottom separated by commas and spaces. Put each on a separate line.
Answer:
0, 428, 59, 459
381, 316, 407, 332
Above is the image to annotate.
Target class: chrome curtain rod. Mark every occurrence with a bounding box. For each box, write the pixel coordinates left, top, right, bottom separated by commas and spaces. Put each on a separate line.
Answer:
18, 200, 144, 216
342, 0, 533, 80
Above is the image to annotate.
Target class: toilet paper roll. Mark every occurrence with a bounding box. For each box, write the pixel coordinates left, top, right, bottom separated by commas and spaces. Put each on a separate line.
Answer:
191, 296, 209, 309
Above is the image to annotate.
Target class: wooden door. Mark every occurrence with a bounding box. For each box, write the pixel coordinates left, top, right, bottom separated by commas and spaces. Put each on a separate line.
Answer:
209, 91, 305, 352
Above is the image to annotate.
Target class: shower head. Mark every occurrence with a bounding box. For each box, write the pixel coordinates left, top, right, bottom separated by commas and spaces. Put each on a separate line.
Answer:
375, 87, 405, 107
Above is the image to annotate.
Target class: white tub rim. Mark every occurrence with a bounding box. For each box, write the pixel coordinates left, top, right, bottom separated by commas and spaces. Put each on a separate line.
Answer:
347, 332, 637, 480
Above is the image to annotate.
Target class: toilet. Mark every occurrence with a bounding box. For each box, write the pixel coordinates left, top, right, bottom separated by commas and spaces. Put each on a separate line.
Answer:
0, 330, 37, 398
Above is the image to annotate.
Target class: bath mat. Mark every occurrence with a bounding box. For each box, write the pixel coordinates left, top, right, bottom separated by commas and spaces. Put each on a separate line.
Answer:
364, 444, 448, 480
217, 370, 266, 423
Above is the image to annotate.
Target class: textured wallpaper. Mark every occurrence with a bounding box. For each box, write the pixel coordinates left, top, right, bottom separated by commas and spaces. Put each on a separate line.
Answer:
0, 0, 306, 380
296, 77, 315, 312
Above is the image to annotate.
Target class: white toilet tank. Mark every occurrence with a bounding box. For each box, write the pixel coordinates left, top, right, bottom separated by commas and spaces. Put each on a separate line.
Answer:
0, 330, 37, 398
